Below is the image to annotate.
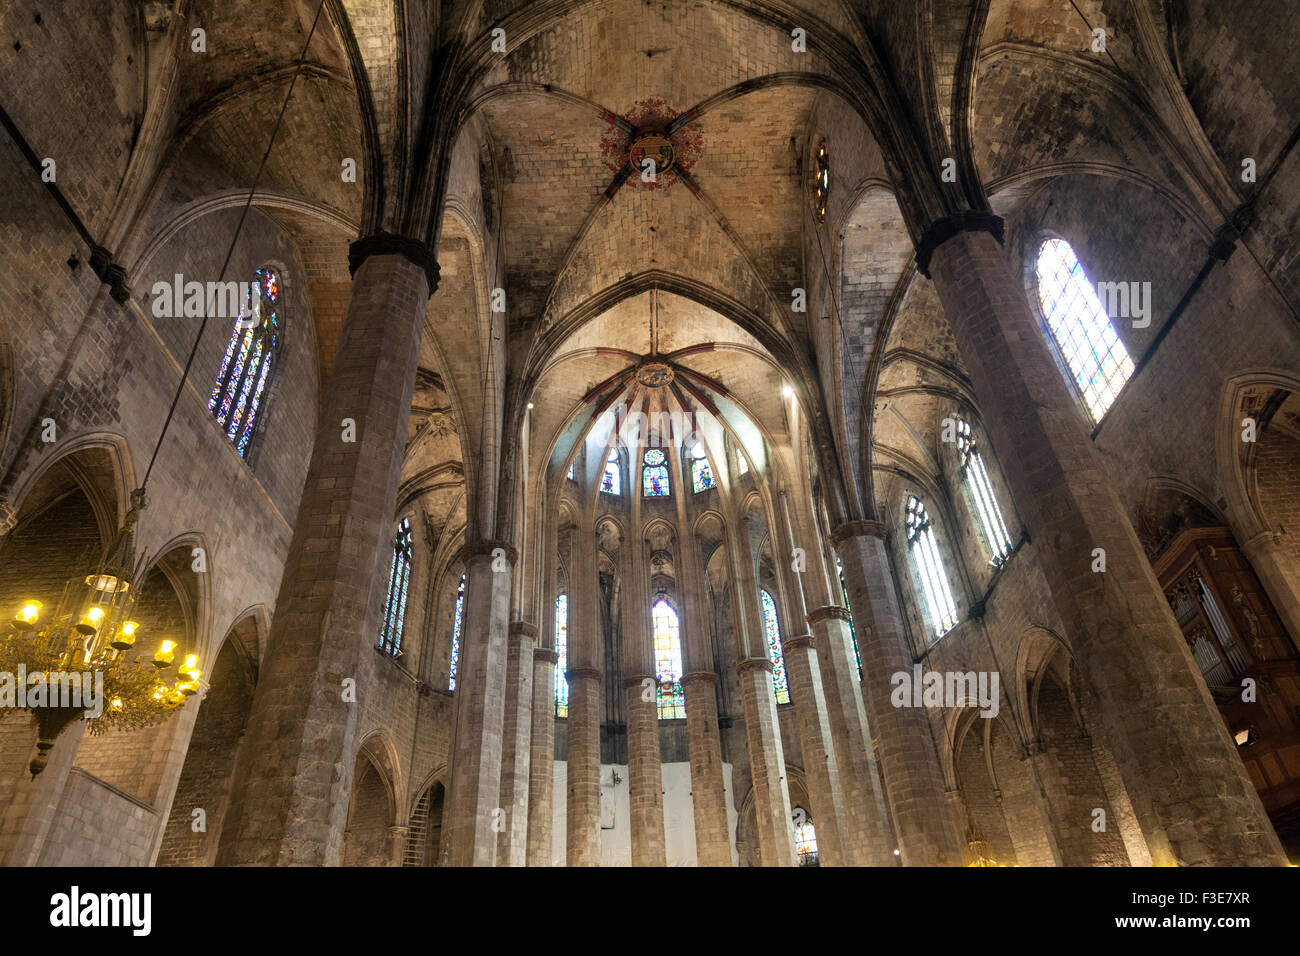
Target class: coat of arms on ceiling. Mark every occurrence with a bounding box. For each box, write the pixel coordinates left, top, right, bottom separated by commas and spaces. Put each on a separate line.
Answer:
600, 97, 703, 190
636, 361, 675, 387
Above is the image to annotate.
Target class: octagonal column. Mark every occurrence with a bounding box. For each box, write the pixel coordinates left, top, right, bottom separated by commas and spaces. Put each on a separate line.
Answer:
497, 621, 535, 866
444, 540, 514, 866
736, 658, 796, 867
681, 671, 731, 865
526, 647, 558, 866
804, 605, 895, 865
924, 221, 1284, 865
832, 520, 962, 866
215, 246, 434, 865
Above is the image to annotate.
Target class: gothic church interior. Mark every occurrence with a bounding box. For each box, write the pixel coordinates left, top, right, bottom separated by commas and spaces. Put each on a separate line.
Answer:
0, 0, 1298, 868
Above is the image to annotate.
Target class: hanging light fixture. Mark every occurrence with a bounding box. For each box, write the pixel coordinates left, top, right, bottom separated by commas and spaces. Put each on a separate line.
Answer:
0, 489, 200, 777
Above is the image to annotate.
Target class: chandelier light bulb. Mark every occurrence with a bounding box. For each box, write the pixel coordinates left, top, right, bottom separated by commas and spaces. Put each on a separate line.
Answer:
178, 654, 199, 680
75, 605, 106, 635
14, 601, 42, 630
111, 620, 138, 651
110, 698, 123, 711
153, 639, 177, 668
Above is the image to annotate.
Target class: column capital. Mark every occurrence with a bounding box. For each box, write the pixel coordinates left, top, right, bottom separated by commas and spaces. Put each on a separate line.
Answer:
680, 670, 719, 686
566, 666, 602, 682
829, 520, 888, 545
805, 605, 852, 626
914, 211, 1004, 279
348, 232, 440, 296
533, 647, 559, 665
735, 657, 774, 677
623, 673, 659, 689
508, 621, 538, 641
459, 539, 519, 566
781, 633, 816, 652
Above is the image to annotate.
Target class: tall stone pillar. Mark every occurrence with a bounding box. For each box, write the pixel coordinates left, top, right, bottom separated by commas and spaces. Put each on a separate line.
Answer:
216, 246, 434, 866
623, 535, 666, 865
681, 671, 731, 865
736, 658, 797, 866
923, 220, 1285, 865
805, 605, 895, 865
779, 635, 849, 866
565, 666, 602, 865
624, 675, 667, 865
565, 528, 602, 866
444, 541, 514, 866
497, 621, 535, 866
832, 520, 963, 866
773, 493, 852, 865
526, 647, 558, 866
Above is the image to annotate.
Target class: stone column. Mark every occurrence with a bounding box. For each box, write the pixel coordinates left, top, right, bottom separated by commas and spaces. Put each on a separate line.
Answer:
779, 635, 849, 866
681, 671, 731, 866
444, 541, 514, 866
774, 493, 854, 865
565, 527, 602, 866
832, 520, 963, 866
215, 247, 433, 866
924, 221, 1285, 865
566, 665, 603, 865
526, 647, 558, 866
624, 675, 667, 866
386, 825, 410, 866
623, 535, 666, 865
735, 658, 797, 866
805, 605, 895, 865
497, 621, 535, 866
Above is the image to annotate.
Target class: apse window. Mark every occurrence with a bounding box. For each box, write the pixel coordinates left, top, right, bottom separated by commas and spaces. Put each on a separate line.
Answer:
567, 461, 576, 481
837, 559, 863, 680
793, 809, 819, 867
905, 495, 959, 639
956, 419, 1014, 565
652, 597, 686, 718
208, 267, 281, 458
643, 448, 671, 497
448, 574, 465, 690
378, 517, 413, 657
736, 453, 749, 476
760, 589, 791, 704
601, 448, 621, 495
689, 442, 715, 492
812, 139, 829, 223
1035, 238, 1135, 423
554, 593, 569, 717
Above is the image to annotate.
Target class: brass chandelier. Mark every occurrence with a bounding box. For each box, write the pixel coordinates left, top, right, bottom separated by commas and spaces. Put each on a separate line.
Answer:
0, 488, 201, 777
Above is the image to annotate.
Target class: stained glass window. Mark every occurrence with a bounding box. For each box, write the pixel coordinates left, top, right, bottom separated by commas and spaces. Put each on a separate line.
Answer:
554, 593, 569, 717
689, 443, 714, 492
737, 453, 749, 476
837, 559, 862, 680
643, 448, 670, 497
448, 574, 465, 690
813, 140, 829, 223
906, 496, 959, 639
652, 597, 686, 718
793, 808, 819, 866
378, 517, 413, 657
601, 448, 620, 495
1035, 238, 1134, 423
208, 267, 281, 458
956, 419, 1013, 565
760, 589, 790, 704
